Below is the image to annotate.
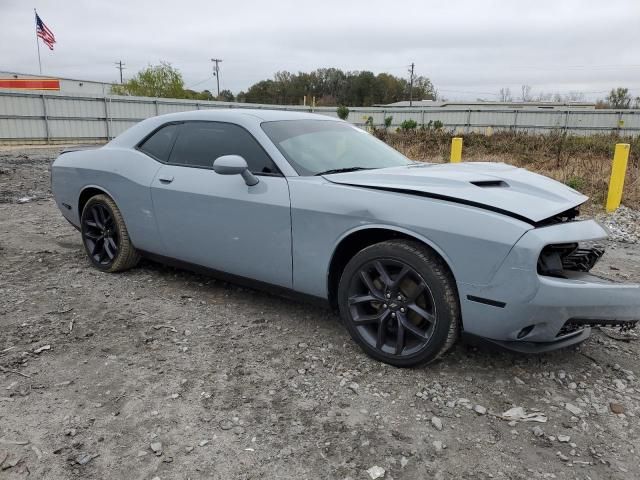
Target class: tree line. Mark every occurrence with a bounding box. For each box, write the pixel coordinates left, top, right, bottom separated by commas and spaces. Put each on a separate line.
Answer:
111, 62, 638, 109
111, 62, 435, 107
234, 68, 435, 106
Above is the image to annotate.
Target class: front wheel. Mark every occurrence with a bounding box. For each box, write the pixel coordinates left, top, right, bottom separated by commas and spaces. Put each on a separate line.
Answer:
80, 194, 140, 272
337, 240, 460, 367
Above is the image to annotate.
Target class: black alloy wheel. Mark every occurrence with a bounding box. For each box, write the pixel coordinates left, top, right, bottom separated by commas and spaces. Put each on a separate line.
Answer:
338, 240, 460, 367
80, 194, 140, 272
347, 259, 437, 357
83, 202, 119, 266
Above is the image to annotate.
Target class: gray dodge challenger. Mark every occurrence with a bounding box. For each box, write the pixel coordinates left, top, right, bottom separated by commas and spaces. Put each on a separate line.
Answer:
51, 109, 640, 367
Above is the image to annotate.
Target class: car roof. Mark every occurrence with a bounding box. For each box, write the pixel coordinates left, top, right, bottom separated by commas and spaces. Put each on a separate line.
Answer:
108, 108, 342, 149
153, 108, 336, 122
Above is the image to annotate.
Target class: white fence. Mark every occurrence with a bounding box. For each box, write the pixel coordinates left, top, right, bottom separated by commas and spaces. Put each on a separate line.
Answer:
1, 90, 639, 144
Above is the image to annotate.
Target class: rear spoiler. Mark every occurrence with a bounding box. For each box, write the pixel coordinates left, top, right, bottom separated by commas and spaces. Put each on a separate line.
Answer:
61, 145, 103, 154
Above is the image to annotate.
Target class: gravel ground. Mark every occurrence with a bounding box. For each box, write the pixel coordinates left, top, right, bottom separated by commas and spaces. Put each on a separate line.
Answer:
1, 147, 640, 480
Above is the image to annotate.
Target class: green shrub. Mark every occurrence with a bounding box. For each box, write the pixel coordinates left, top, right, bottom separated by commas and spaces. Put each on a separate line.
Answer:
565, 176, 585, 192
384, 116, 393, 128
433, 120, 444, 130
337, 105, 350, 120
400, 119, 418, 131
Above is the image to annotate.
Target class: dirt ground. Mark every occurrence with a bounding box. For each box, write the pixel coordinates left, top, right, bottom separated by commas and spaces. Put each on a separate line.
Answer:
1, 147, 640, 480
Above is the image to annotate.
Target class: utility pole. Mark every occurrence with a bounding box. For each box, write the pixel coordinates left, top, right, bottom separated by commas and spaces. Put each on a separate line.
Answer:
409, 62, 415, 107
211, 58, 223, 97
115, 60, 126, 84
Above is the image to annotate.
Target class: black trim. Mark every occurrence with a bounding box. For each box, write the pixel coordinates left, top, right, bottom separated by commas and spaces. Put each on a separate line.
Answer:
333, 183, 536, 226
466, 295, 506, 308
138, 250, 330, 308
461, 329, 591, 354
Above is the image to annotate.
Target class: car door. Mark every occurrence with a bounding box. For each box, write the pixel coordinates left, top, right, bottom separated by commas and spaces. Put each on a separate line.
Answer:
150, 121, 292, 288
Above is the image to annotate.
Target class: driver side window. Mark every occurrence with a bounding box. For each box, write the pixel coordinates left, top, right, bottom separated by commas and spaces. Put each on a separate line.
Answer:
168, 121, 279, 174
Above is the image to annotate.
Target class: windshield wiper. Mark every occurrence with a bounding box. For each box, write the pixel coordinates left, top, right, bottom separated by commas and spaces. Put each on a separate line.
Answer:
314, 167, 373, 176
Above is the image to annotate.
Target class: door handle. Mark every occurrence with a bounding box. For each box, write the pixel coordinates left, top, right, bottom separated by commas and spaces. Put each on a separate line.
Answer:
158, 175, 174, 184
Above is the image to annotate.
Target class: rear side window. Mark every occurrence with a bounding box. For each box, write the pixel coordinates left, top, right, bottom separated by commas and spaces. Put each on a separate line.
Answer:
138, 123, 179, 161
169, 121, 278, 174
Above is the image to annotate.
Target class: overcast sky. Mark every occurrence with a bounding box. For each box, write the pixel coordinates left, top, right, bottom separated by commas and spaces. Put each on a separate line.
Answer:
1, 0, 639, 101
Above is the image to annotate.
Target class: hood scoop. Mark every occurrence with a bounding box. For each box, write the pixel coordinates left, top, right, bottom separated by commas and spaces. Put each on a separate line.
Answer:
470, 180, 508, 188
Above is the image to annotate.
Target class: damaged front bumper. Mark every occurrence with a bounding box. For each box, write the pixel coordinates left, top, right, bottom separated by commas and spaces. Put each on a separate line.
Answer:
458, 219, 640, 353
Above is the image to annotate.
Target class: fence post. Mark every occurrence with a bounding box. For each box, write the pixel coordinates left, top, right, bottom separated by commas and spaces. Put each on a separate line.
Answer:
104, 97, 111, 141
606, 143, 630, 212
41, 94, 50, 144
450, 137, 463, 163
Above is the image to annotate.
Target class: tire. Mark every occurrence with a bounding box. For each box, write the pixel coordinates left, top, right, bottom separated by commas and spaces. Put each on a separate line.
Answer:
80, 194, 140, 272
337, 239, 460, 367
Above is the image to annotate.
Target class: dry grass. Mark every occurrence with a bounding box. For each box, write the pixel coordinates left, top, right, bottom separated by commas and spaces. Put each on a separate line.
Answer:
377, 130, 640, 213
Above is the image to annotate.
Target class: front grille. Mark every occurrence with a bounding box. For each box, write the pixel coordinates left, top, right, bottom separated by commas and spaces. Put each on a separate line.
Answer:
562, 247, 605, 272
538, 243, 604, 277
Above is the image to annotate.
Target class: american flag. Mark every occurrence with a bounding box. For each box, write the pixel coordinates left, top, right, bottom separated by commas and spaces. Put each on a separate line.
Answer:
35, 12, 56, 50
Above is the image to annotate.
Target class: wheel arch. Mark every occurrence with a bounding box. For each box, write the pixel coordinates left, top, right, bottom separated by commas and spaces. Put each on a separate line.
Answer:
326, 225, 457, 309
78, 185, 116, 218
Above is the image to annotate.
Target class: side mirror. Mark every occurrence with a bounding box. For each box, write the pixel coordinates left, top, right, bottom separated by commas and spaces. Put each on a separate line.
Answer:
213, 155, 259, 186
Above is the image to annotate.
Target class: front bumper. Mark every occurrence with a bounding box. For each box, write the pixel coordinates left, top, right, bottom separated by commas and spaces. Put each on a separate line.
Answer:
458, 220, 640, 352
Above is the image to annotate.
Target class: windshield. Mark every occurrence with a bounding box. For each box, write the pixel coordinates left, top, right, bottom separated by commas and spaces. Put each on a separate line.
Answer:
261, 120, 411, 176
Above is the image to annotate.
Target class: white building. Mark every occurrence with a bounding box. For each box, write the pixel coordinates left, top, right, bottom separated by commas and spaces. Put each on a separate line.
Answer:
0, 71, 114, 96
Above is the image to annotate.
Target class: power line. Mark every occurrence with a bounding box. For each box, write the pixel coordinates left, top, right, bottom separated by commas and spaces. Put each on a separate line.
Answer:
187, 75, 215, 90
114, 60, 125, 84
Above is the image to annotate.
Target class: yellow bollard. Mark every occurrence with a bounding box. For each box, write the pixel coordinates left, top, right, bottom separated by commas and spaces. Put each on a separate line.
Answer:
450, 137, 463, 163
605, 143, 630, 212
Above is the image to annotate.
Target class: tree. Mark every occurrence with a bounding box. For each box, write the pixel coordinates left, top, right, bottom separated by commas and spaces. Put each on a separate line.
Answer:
111, 62, 187, 98
520, 85, 533, 102
607, 88, 632, 109
237, 68, 436, 107
217, 89, 235, 102
498, 87, 513, 102
410, 75, 436, 101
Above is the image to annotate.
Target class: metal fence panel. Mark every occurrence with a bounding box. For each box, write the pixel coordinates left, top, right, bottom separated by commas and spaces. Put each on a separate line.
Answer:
0, 118, 46, 138
1, 90, 639, 143
46, 96, 105, 118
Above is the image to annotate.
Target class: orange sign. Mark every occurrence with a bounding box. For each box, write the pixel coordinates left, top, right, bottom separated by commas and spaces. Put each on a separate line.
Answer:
0, 78, 60, 90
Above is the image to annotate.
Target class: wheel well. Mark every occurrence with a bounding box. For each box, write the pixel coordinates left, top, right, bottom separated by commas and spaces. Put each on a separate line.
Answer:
327, 228, 454, 308
78, 187, 108, 217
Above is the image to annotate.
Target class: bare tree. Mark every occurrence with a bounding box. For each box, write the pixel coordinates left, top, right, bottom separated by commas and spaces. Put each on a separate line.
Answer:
520, 85, 533, 102
498, 87, 512, 102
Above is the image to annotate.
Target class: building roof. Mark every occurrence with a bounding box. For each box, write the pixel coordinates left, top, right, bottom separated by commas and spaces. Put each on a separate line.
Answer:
377, 100, 596, 109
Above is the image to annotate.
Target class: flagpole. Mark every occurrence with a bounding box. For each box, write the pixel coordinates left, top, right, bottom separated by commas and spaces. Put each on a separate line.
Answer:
34, 9, 42, 74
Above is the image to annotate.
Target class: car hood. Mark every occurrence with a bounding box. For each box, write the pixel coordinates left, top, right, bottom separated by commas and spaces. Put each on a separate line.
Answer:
323, 162, 587, 223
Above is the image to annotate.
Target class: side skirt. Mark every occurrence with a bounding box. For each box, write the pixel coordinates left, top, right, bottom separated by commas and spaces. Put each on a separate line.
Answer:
138, 250, 331, 309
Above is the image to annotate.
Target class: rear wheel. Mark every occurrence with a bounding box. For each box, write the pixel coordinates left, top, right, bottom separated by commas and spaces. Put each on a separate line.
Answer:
337, 239, 459, 367
81, 194, 139, 272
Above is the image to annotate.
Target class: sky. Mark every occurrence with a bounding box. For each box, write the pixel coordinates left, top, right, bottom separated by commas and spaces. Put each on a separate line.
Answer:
1, 0, 639, 101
